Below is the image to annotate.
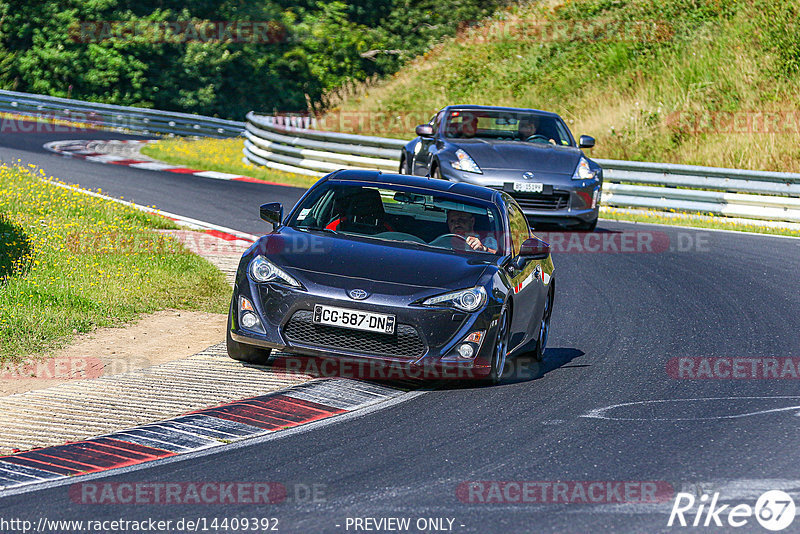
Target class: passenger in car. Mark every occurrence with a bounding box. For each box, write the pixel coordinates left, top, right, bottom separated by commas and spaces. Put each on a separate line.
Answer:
461, 115, 480, 138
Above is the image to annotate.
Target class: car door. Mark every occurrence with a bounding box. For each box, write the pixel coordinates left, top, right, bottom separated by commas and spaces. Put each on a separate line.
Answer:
505, 198, 545, 351
413, 110, 443, 176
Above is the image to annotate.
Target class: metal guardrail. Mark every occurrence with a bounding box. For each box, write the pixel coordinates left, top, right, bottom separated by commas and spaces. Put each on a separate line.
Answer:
0, 89, 244, 137
597, 160, 800, 224
244, 112, 800, 225
244, 112, 403, 176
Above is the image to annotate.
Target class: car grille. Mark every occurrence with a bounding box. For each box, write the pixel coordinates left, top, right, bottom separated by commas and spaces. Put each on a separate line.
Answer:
283, 310, 426, 359
513, 191, 570, 211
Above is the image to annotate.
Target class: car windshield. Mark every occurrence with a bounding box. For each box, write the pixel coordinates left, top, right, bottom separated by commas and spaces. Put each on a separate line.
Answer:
287, 182, 505, 255
442, 109, 573, 146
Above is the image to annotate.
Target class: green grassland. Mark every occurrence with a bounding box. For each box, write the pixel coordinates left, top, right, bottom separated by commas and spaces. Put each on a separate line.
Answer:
0, 164, 230, 361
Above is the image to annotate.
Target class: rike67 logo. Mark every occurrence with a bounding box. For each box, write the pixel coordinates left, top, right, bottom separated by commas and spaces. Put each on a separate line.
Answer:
668, 490, 796, 531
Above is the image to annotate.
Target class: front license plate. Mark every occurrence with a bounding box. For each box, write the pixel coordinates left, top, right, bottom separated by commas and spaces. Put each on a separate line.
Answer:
313, 304, 396, 335
514, 181, 544, 193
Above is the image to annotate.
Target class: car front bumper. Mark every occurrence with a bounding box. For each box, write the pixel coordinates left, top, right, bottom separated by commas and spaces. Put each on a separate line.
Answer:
443, 166, 602, 225
230, 274, 504, 380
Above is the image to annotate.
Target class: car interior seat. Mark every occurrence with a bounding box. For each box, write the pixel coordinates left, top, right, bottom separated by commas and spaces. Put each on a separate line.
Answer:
334, 188, 391, 234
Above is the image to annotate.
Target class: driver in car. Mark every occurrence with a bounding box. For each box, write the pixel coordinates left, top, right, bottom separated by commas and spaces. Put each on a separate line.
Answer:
518, 118, 555, 145
446, 210, 497, 253
517, 118, 535, 140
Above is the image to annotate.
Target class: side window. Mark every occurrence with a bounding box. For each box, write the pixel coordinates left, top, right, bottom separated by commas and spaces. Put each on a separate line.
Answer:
556, 120, 573, 146
507, 201, 530, 256
433, 110, 445, 134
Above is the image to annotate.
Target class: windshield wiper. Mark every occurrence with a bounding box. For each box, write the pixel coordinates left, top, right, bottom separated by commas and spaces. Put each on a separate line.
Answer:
402, 240, 441, 249
295, 226, 337, 235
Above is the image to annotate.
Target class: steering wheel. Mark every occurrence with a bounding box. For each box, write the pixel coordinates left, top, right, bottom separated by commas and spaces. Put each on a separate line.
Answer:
526, 134, 552, 144
429, 233, 471, 250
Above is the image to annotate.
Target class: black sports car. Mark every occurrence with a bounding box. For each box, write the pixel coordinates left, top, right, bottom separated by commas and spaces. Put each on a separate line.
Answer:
227, 170, 555, 383
400, 105, 602, 231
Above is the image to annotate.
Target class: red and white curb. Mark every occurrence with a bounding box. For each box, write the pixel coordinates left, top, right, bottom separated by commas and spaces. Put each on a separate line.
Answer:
43, 139, 286, 186
0, 379, 408, 493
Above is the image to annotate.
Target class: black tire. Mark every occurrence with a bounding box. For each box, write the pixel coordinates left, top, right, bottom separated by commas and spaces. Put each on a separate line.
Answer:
485, 307, 510, 385
226, 303, 272, 364
399, 156, 408, 174
532, 283, 554, 362
576, 218, 598, 232
432, 165, 444, 180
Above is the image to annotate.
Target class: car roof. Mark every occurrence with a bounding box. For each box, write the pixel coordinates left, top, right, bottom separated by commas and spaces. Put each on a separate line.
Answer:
443, 104, 561, 119
324, 170, 501, 204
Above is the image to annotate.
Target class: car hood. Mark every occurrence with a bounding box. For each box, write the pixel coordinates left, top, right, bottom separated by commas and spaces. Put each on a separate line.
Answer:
453, 139, 582, 175
253, 229, 492, 291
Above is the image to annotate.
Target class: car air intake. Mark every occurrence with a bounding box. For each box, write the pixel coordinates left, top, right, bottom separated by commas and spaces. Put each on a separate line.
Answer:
492, 188, 570, 210
283, 310, 426, 359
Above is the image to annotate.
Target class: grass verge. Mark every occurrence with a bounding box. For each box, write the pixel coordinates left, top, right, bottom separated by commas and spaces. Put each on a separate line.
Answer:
0, 164, 230, 361
141, 137, 319, 189
599, 207, 800, 237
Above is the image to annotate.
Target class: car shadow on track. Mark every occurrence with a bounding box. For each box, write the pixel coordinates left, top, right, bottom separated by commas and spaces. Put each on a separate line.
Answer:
239, 352, 444, 393
431, 347, 586, 391
503, 347, 586, 385
236, 347, 584, 392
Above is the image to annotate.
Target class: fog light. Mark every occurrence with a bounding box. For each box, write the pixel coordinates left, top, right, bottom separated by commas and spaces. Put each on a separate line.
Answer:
241, 312, 259, 328
239, 297, 255, 312
458, 344, 474, 359
465, 331, 484, 344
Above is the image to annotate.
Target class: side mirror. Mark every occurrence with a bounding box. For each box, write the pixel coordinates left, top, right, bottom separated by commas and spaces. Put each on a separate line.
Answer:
415, 124, 434, 137
578, 135, 595, 149
520, 237, 550, 260
260, 202, 283, 227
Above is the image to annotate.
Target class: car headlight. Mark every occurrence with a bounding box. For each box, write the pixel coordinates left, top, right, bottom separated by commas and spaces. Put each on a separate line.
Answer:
422, 286, 487, 312
249, 255, 301, 287
450, 149, 483, 174
572, 157, 597, 180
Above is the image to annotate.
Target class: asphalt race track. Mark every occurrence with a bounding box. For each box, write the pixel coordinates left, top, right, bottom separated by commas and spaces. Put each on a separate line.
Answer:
2, 123, 800, 533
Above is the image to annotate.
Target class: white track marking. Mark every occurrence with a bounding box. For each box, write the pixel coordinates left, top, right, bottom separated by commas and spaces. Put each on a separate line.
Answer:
582, 396, 800, 421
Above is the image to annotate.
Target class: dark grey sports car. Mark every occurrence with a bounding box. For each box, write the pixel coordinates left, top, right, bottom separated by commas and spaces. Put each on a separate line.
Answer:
227, 170, 555, 384
400, 105, 602, 231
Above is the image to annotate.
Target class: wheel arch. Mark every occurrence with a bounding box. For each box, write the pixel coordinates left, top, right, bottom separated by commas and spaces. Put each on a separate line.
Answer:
502, 294, 514, 340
